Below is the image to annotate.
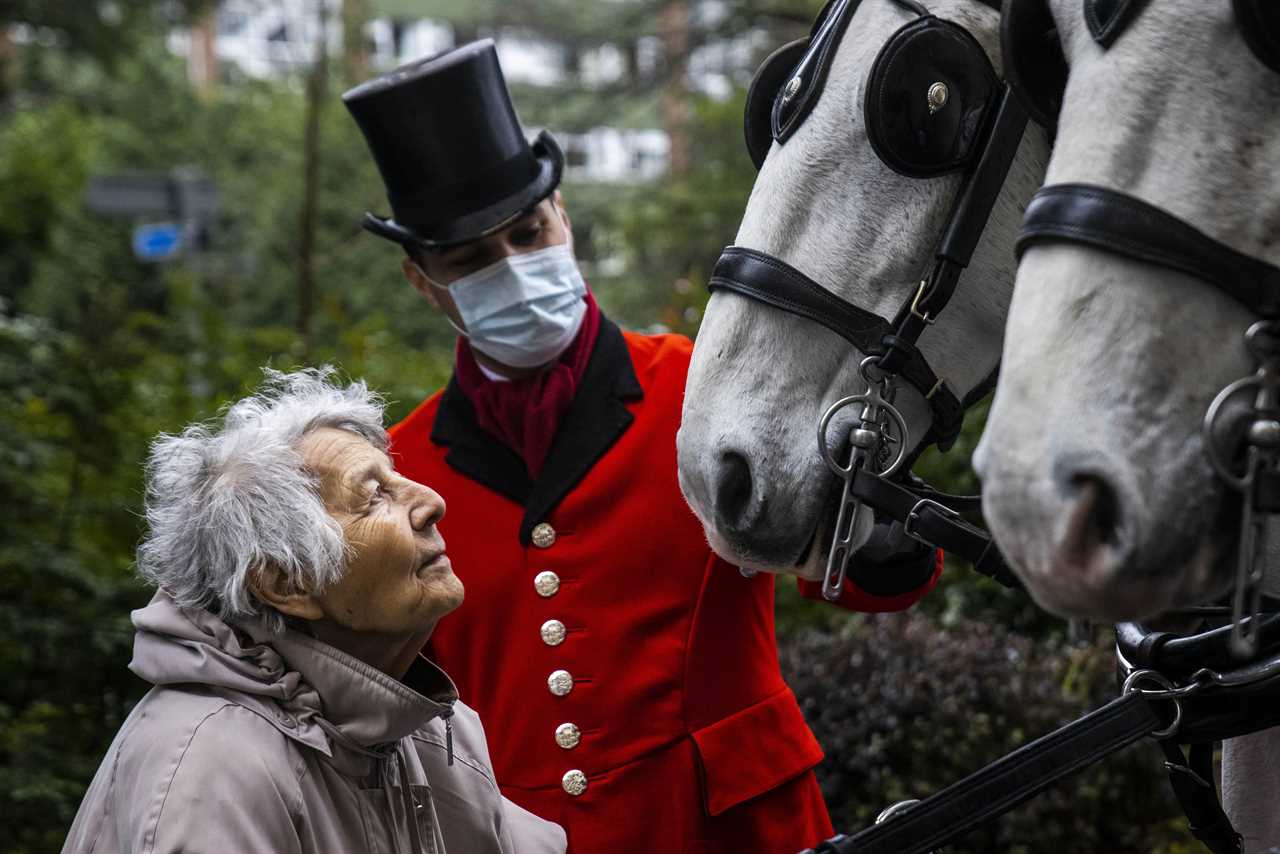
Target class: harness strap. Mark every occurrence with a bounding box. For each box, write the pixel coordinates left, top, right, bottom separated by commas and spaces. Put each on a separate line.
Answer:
850, 469, 1020, 587
884, 87, 1031, 352
1017, 184, 1280, 317
708, 247, 967, 450
710, 246, 894, 347
801, 692, 1166, 854
1117, 615, 1280, 679
1160, 741, 1243, 854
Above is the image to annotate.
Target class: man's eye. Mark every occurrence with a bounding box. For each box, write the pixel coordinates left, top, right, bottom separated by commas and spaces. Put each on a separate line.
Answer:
512, 226, 542, 244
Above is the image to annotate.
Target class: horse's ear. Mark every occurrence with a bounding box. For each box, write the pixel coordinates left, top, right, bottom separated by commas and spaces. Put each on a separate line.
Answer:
1234, 0, 1280, 74
744, 39, 808, 170
1001, 0, 1068, 129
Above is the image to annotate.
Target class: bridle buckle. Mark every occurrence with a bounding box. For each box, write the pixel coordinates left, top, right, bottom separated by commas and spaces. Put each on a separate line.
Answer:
910, 279, 938, 325
904, 498, 960, 543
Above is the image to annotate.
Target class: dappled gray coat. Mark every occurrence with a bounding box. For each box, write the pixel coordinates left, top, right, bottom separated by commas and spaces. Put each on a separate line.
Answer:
62, 590, 566, 854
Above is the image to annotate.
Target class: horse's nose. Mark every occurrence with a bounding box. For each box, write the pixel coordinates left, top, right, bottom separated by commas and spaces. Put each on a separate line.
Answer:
713, 450, 760, 535
1049, 471, 1128, 580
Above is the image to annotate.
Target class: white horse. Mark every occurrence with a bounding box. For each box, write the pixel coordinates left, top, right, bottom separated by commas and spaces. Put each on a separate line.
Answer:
677, 0, 1049, 580
974, 0, 1280, 626
970, 0, 1280, 848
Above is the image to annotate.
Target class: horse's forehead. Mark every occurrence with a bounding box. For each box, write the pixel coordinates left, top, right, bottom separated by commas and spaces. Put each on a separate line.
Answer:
1046, 0, 1280, 262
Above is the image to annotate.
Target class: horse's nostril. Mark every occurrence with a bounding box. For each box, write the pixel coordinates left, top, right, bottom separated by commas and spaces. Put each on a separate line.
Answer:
1056, 474, 1124, 571
714, 451, 755, 531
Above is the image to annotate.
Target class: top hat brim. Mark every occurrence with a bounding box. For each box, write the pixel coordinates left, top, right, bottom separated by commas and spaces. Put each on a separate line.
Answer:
363, 131, 564, 250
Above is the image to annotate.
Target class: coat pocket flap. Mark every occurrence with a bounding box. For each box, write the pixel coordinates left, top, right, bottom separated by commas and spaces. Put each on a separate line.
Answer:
691, 687, 824, 816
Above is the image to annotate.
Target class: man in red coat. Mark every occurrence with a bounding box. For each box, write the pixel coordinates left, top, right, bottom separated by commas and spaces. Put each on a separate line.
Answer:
343, 40, 940, 853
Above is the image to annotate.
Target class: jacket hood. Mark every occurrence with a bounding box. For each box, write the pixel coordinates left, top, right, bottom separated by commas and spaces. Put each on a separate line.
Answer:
130, 590, 458, 771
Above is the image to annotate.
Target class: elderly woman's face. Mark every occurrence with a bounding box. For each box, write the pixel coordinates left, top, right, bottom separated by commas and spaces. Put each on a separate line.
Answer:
298, 427, 463, 636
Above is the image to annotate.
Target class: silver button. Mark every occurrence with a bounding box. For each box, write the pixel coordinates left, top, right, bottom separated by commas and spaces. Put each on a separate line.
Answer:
541, 619, 567, 646
534, 571, 561, 597
548, 669, 574, 697
561, 769, 588, 796
531, 522, 557, 549
555, 722, 581, 750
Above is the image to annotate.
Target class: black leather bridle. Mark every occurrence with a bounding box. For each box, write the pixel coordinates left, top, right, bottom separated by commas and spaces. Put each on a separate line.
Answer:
712, 0, 1025, 598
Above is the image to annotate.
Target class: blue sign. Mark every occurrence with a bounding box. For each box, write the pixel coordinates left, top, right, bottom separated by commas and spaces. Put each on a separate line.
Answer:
132, 222, 183, 262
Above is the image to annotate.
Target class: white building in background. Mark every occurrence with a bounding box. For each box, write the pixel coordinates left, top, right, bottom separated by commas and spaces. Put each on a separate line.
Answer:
557, 128, 671, 183
166, 0, 758, 183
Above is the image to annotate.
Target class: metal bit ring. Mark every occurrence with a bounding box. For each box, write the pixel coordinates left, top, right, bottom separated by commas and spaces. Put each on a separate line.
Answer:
1202, 374, 1263, 492
817, 395, 909, 478
1122, 669, 1183, 739
1245, 319, 1280, 362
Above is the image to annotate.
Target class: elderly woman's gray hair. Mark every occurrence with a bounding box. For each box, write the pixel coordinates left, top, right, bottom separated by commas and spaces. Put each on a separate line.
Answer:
136, 367, 388, 632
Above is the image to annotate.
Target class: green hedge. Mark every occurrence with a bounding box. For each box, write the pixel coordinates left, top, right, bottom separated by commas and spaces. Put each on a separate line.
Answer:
779, 614, 1200, 853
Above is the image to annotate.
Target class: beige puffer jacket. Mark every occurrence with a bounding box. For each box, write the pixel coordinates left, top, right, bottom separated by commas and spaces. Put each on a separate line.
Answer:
62, 591, 566, 854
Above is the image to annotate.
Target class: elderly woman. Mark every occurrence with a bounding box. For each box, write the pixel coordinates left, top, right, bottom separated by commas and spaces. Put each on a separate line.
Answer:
62, 369, 565, 854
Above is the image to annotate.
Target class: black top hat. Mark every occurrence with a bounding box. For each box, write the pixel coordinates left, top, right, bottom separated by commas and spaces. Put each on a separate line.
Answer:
343, 39, 564, 249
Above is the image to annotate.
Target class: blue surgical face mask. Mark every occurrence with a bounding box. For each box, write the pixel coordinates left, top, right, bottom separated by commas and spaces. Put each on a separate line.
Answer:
422, 241, 588, 370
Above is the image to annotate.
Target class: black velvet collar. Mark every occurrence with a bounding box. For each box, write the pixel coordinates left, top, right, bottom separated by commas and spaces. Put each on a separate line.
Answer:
429, 317, 644, 545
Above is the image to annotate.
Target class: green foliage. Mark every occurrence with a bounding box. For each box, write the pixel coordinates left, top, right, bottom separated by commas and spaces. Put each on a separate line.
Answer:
586, 92, 757, 337
780, 616, 1194, 853
0, 1, 209, 68
0, 310, 151, 852
0, 25, 456, 852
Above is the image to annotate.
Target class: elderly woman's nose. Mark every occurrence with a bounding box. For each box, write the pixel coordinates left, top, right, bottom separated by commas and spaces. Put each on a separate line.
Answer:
405, 479, 445, 530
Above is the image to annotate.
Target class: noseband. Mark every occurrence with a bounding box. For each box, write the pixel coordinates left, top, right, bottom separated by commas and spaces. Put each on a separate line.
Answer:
711, 0, 1024, 598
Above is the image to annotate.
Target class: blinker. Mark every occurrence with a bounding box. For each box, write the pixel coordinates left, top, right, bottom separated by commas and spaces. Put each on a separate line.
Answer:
864, 16, 1000, 178
771, 0, 863, 145
744, 39, 809, 170
743, 0, 1000, 177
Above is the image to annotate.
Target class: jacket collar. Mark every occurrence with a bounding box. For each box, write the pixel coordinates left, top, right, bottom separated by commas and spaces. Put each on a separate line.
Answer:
430, 316, 643, 544
266, 629, 457, 749
131, 591, 458, 775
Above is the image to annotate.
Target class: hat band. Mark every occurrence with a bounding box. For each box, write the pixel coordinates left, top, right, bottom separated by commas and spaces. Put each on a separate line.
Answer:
389, 149, 541, 232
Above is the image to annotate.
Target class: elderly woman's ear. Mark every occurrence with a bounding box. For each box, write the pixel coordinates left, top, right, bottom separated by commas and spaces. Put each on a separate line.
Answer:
248, 563, 325, 621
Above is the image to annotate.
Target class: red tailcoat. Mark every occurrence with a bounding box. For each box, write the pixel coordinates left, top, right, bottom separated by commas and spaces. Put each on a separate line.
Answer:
390, 320, 938, 854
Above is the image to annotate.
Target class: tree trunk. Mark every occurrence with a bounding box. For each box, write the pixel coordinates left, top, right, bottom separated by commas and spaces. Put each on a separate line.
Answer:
0, 25, 16, 105
658, 0, 692, 177
341, 0, 369, 84
188, 6, 218, 100
297, 0, 329, 364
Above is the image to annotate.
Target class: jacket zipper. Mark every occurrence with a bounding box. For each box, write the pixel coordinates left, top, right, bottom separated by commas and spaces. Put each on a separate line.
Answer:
441, 706, 454, 766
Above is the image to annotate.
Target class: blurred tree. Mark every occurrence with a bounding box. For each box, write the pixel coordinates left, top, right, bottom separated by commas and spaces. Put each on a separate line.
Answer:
298, 0, 332, 362
0, 0, 213, 101
659, 0, 693, 175
342, 0, 371, 83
